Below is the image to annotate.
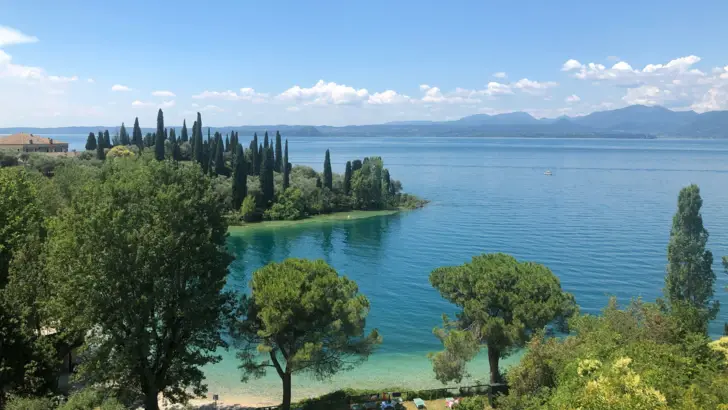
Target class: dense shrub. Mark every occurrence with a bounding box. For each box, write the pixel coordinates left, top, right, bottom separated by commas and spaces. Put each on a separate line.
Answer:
264, 188, 305, 220
240, 195, 258, 222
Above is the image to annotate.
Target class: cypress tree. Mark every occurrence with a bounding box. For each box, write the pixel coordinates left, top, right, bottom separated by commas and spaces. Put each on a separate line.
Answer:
343, 161, 352, 195
169, 128, 176, 145
202, 141, 210, 174
316, 176, 322, 188
249, 138, 258, 176
103, 130, 111, 148
282, 139, 290, 190
119, 123, 130, 145
260, 147, 275, 206
274, 131, 283, 172
165, 128, 169, 141
85, 132, 97, 150
383, 168, 391, 197
95, 137, 105, 160
207, 128, 211, 144
208, 134, 218, 175
214, 134, 226, 176
144, 133, 154, 148
155, 109, 165, 161
264, 131, 269, 149
352, 159, 363, 172
172, 141, 181, 161
257, 144, 263, 176
323, 149, 333, 190
191, 121, 198, 155
194, 126, 204, 166
133, 117, 143, 149
225, 135, 230, 152
181, 120, 189, 142
232, 145, 247, 210
665, 184, 717, 330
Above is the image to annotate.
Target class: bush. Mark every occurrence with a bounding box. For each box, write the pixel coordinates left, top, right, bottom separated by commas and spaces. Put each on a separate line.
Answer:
240, 195, 257, 222
0, 150, 19, 167
58, 388, 125, 410
457, 396, 489, 410
6, 396, 56, 410
264, 188, 305, 220
106, 145, 135, 159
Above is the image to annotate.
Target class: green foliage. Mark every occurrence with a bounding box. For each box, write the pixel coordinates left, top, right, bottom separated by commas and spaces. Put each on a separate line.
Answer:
132, 117, 143, 149
283, 139, 290, 190
264, 188, 305, 220
259, 146, 275, 207
155, 109, 165, 160
59, 388, 125, 410
0, 150, 19, 167
275, 130, 283, 172
214, 133, 227, 176
106, 145, 135, 159
499, 298, 728, 410
343, 160, 352, 195
429, 253, 576, 384
230, 258, 382, 410
85, 132, 97, 150
5, 396, 56, 410
232, 145, 248, 210
240, 194, 258, 222
44, 160, 234, 409
181, 119, 189, 142
95, 136, 105, 160
119, 122, 130, 145
323, 149, 333, 190
665, 184, 717, 333
457, 396, 489, 410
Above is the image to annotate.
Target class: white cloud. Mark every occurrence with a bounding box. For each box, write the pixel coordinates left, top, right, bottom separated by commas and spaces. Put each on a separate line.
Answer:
513, 78, 558, 94
368, 90, 411, 105
0, 26, 39, 47
152, 90, 176, 97
493, 72, 507, 78
562, 59, 583, 71
565, 94, 581, 103
691, 87, 728, 112
111, 84, 131, 92
419, 84, 431, 91
192, 88, 267, 102
622, 85, 662, 105
612, 61, 634, 71
48, 75, 78, 83
87, 78, 95, 83
278, 80, 370, 105
131, 100, 175, 108
484, 81, 513, 95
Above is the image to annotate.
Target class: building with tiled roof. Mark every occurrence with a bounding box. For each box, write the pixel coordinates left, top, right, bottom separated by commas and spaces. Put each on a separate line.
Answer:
0, 133, 68, 153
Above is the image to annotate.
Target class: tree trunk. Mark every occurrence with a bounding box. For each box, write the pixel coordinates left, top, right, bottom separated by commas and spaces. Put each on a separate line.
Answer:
281, 371, 292, 410
144, 388, 159, 410
487, 343, 501, 384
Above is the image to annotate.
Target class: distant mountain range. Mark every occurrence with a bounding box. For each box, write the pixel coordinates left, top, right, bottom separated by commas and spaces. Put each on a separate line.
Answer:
2, 105, 727, 138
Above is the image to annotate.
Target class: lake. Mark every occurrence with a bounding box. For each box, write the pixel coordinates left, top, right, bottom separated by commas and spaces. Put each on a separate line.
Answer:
195, 136, 728, 405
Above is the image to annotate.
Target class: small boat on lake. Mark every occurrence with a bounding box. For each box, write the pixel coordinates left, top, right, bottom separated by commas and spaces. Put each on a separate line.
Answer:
544, 170, 552, 176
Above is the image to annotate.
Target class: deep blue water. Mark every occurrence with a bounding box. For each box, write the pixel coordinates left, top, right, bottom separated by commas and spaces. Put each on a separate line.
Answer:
205, 137, 728, 403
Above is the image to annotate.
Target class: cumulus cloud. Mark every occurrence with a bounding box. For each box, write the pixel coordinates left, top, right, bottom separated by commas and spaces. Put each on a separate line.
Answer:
193, 88, 267, 102
484, 82, 513, 95
0, 26, 39, 47
691, 88, 728, 112
152, 90, 176, 97
513, 78, 558, 94
565, 94, 581, 103
278, 80, 369, 105
368, 90, 411, 105
562, 59, 583, 71
111, 84, 131, 92
622, 85, 663, 105
131, 100, 175, 108
493, 72, 507, 78
48, 75, 78, 83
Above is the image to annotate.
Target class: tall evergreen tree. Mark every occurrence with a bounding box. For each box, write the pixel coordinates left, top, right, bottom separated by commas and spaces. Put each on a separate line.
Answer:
214, 134, 226, 176
257, 144, 264, 176
250, 133, 259, 175
665, 184, 717, 331
323, 149, 333, 190
181, 120, 189, 142
352, 159, 363, 172
169, 128, 177, 145
260, 147, 275, 206
155, 109, 165, 161
119, 123, 130, 145
263, 131, 269, 149
207, 134, 218, 175
133, 117, 143, 149
85, 132, 97, 150
232, 145, 248, 210
103, 130, 111, 148
191, 121, 198, 155
172, 141, 181, 161
207, 128, 211, 144
202, 141, 210, 174
95, 137, 105, 160
282, 139, 290, 190
274, 131, 283, 172
225, 135, 230, 152
194, 125, 204, 166
343, 160, 352, 195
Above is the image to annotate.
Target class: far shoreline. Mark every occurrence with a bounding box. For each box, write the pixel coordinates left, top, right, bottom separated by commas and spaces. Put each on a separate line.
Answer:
227, 209, 402, 233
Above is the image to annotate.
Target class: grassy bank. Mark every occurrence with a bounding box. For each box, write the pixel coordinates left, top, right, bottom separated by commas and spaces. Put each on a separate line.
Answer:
228, 209, 400, 233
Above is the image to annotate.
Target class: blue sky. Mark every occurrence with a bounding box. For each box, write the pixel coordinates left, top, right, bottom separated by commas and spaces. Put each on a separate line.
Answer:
2, 0, 728, 127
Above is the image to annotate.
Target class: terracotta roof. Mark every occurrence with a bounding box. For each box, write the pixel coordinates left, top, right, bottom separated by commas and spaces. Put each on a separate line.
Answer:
0, 133, 68, 145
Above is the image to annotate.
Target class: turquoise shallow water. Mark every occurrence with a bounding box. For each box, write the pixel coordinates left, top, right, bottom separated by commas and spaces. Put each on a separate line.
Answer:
203, 136, 728, 404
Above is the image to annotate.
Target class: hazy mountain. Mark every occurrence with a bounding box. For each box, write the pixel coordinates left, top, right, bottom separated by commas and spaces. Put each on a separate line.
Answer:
3, 105, 728, 139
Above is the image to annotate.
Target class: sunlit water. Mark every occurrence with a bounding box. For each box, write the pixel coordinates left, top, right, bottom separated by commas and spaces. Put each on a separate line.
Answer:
40, 135, 728, 403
